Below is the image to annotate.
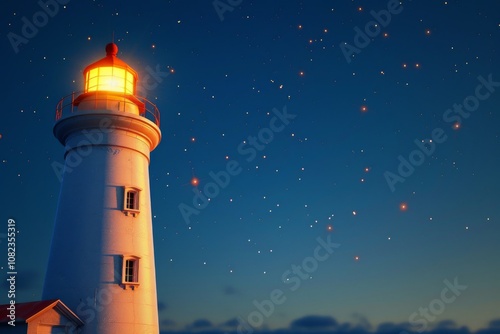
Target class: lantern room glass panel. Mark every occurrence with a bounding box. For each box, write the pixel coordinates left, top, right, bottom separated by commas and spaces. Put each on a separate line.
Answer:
85, 66, 135, 95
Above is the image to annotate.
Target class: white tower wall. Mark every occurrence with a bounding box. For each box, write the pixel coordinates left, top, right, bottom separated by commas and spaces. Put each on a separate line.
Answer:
43, 107, 161, 334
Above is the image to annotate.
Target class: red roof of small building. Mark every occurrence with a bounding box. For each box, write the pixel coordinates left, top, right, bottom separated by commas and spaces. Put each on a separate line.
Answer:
0, 299, 83, 325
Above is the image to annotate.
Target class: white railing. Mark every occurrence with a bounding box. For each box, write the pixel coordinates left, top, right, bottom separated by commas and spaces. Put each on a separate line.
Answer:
55, 92, 160, 127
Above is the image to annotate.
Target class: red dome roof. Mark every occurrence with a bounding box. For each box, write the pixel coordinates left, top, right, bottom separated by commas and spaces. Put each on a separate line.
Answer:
82, 42, 138, 79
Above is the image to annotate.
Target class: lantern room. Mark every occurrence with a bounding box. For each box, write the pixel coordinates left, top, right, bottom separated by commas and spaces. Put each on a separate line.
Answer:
83, 43, 136, 95
73, 42, 144, 115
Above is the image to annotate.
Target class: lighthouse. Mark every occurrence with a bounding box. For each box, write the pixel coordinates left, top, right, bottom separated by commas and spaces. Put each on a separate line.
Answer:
43, 43, 161, 334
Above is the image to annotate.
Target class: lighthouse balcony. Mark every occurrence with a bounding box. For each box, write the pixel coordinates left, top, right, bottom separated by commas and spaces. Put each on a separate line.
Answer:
55, 91, 160, 127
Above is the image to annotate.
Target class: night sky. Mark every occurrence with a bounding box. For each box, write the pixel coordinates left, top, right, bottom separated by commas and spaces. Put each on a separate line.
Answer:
1, 1, 500, 333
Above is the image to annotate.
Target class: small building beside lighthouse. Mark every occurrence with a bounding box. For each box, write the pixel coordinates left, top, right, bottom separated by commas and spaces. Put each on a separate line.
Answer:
35, 42, 161, 334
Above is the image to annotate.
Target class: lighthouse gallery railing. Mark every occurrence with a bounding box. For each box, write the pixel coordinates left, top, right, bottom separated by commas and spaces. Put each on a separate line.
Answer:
55, 92, 161, 127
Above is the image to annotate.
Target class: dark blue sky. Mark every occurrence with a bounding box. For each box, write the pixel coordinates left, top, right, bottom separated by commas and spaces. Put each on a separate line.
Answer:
1, 1, 500, 333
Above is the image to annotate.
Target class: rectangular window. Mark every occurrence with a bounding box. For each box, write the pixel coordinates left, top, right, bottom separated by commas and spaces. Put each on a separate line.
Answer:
122, 256, 140, 288
124, 259, 136, 282
126, 191, 136, 210
123, 187, 141, 216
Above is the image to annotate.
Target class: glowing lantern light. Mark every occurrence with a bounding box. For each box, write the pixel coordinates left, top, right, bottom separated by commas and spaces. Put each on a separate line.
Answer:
55, 42, 161, 131
71, 43, 153, 119
83, 43, 137, 95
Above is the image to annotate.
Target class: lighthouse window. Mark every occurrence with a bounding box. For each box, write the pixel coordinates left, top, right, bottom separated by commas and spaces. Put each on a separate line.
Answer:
125, 260, 136, 282
123, 187, 140, 216
122, 255, 140, 288
126, 191, 137, 210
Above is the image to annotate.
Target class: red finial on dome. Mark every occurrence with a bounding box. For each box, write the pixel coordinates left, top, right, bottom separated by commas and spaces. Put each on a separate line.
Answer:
105, 43, 118, 56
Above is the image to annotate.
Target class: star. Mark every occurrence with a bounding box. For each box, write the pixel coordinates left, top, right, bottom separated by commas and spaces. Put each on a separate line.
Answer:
190, 177, 199, 187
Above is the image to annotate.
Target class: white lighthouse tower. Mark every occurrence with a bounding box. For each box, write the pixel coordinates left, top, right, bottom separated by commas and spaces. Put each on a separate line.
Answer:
43, 43, 161, 334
